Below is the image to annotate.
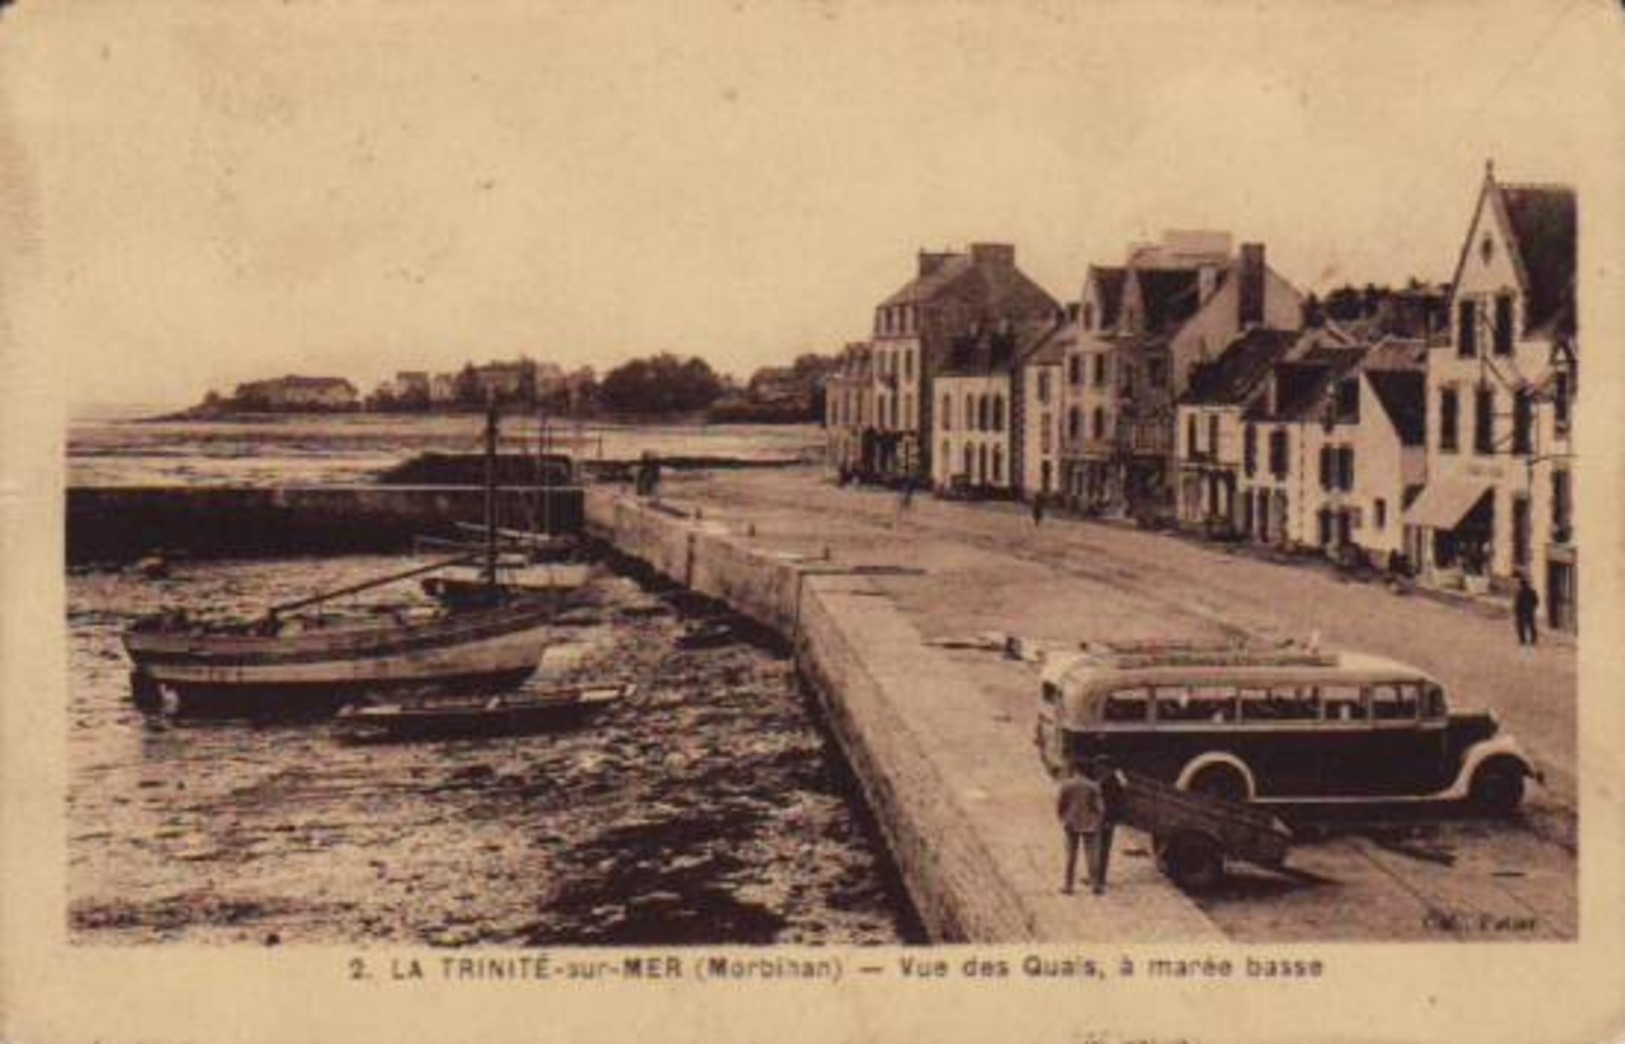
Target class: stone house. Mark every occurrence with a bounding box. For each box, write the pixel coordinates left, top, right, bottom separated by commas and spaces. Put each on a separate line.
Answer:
1016, 311, 1072, 501
1173, 327, 1301, 528
863, 244, 1059, 484
1233, 334, 1428, 562
1059, 232, 1303, 517
928, 319, 1063, 496
824, 341, 874, 476
1407, 164, 1577, 629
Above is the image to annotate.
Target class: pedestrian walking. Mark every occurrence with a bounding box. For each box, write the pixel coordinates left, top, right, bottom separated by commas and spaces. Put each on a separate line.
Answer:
1031, 493, 1045, 528
892, 478, 915, 527
1057, 757, 1123, 895
1515, 574, 1540, 646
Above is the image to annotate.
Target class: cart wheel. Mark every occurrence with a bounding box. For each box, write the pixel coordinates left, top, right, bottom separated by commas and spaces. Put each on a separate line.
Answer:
1159, 832, 1225, 893
130, 671, 163, 713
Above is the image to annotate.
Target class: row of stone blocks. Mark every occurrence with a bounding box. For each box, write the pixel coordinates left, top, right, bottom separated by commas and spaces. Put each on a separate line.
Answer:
584, 490, 1040, 942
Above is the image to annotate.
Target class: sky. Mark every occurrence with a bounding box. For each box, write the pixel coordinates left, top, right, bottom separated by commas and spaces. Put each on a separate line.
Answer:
1, 0, 1617, 406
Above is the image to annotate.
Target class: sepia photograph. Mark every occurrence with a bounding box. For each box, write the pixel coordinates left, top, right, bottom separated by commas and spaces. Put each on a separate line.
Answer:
2, 1, 1621, 1041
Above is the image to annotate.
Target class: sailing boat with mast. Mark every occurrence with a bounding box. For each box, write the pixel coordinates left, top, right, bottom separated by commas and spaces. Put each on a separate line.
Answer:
122, 406, 558, 718
420, 401, 589, 609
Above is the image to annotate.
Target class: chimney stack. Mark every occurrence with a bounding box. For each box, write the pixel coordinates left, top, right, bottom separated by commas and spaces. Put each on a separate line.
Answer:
918, 250, 956, 277
969, 243, 1015, 269
1238, 242, 1266, 328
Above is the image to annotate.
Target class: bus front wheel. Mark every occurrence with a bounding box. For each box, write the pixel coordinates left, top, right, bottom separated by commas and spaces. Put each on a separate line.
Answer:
1186, 762, 1250, 804
1468, 758, 1526, 816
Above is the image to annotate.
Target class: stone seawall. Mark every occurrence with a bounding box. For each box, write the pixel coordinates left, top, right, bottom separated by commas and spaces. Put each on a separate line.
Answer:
67, 485, 584, 564
584, 489, 1223, 943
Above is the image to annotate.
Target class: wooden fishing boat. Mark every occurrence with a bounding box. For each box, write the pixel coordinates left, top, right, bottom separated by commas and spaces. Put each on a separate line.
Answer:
421, 561, 594, 611
124, 587, 558, 718
415, 406, 585, 610
332, 683, 629, 743
122, 407, 561, 718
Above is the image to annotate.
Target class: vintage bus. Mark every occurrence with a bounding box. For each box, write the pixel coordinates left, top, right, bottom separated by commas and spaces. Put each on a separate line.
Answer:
1035, 640, 1539, 814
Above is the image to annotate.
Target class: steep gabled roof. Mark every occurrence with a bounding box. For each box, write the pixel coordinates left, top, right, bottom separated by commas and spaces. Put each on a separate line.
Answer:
1499, 183, 1576, 335
880, 254, 973, 306
1247, 351, 1363, 425
1366, 369, 1426, 446
1134, 268, 1205, 332
1021, 319, 1073, 366
1450, 170, 1577, 339
1360, 336, 1427, 372
938, 319, 1059, 377
1088, 266, 1128, 330
1181, 328, 1299, 406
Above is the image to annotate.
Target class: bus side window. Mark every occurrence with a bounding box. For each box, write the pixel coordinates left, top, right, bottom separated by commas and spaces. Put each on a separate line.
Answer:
1371, 683, 1419, 721
1103, 687, 1149, 723
1321, 684, 1367, 722
1155, 684, 1236, 723
1422, 685, 1448, 719
1240, 685, 1317, 721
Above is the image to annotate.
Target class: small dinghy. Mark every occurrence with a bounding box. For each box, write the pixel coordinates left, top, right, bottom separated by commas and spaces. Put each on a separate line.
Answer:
333, 683, 630, 744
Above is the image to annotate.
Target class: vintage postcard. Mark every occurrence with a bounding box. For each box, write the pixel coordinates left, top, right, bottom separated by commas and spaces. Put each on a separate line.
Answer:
1, 1, 1622, 1041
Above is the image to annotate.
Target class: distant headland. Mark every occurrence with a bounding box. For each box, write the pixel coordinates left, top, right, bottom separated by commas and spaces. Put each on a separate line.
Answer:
158, 352, 839, 425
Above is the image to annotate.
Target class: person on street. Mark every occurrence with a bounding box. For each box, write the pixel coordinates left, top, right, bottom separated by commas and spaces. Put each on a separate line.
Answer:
1057, 757, 1122, 895
892, 477, 914, 527
1515, 574, 1541, 646
1031, 493, 1045, 528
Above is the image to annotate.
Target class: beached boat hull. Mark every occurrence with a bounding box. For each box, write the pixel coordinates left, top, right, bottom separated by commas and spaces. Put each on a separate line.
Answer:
124, 605, 554, 718
333, 685, 626, 743
421, 564, 593, 610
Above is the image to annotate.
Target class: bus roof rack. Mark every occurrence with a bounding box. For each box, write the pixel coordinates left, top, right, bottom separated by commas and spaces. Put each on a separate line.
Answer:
1077, 637, 1339, 670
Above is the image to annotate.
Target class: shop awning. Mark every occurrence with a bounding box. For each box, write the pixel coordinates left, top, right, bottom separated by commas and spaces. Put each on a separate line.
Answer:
1405, 479, 1491, 530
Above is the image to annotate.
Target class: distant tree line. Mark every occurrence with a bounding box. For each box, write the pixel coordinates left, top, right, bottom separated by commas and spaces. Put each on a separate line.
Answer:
191, 349, 842, 424
597, 353, 725, 414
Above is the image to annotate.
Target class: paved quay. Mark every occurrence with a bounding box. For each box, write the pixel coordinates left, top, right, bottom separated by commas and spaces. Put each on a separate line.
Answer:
599, 466, 1578, 942
588, 485, 1220, 943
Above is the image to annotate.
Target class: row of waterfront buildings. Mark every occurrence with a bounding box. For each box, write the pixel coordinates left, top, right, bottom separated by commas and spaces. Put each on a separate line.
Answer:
824, 164, 1578, 631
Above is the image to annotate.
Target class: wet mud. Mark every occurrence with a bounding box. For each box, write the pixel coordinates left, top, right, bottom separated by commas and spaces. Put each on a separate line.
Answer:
68, 556, 917, 946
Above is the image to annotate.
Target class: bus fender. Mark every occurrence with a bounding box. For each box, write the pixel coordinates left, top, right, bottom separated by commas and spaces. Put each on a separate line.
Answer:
1446, 735, 1540, 799
1175, 752, 1258, 800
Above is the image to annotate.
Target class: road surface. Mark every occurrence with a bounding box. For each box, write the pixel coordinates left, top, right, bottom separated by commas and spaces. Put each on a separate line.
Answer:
656, 466, 1577, 941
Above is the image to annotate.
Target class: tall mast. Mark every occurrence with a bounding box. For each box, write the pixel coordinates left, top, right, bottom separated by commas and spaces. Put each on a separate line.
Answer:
484, 401, 499, 589
540, 402, 552, 537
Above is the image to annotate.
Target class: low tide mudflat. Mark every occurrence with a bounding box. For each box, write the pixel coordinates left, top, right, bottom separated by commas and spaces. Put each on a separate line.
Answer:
68, 556, 913, 946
